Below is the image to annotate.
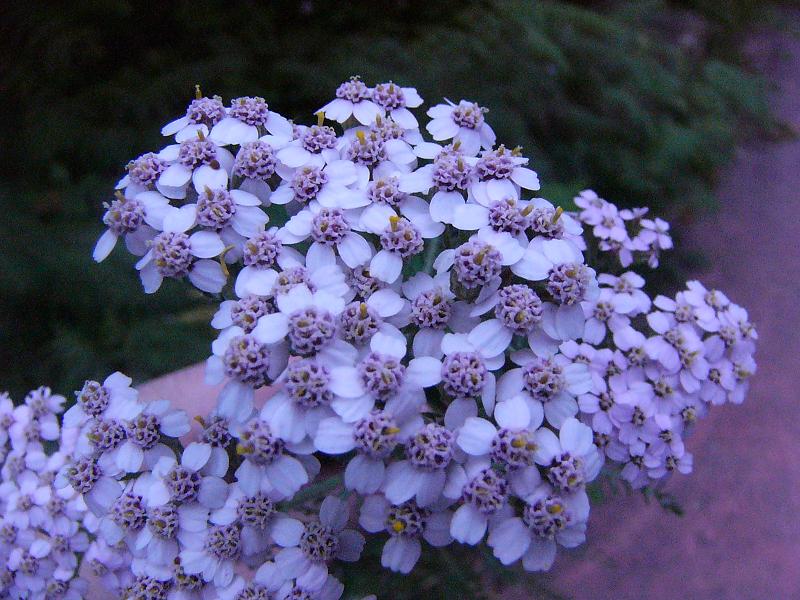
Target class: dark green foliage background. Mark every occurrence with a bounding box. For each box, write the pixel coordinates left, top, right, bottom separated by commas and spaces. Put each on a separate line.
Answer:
0, 0, 777, 400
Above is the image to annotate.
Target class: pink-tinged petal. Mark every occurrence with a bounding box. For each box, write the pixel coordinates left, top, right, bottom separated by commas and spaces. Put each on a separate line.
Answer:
344, 455, 384, 494
338, 233, 372, 268
190, 231, 225, 258
426, 116, 460, 140
182, 443, 211, 471
382, 536, 422, 574
450, 503, 487, 545
319, 98, 353, 123
429, 190, 464, 224
521, 537, 557, 572
271, 516, 304, 547
159, 163, 192, 188
192, 164, 228, 192
314, 418, 356, 454
252, 312, 289, 344
453, 203, 489, 230
457, 417, 496, 455
369, 249, 403, 283
559, 417, 593, 456
390, 106, 418, 129
210, 117, 258, 145
93, 229, 118, 262
488, 517, 530, 565
188, 260, 226, 294
468, 319, 513, 358
494, 395, 531, 429
510, 167, 540, 190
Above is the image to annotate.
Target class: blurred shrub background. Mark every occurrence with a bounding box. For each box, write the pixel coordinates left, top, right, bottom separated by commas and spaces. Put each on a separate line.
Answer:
0, 0, 782, 399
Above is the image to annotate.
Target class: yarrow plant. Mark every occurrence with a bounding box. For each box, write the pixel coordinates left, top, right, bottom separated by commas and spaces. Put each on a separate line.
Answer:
1, 79, 757, 599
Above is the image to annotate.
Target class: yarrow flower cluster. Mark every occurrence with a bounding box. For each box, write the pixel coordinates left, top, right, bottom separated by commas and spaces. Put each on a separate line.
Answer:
1, 78, 757, 598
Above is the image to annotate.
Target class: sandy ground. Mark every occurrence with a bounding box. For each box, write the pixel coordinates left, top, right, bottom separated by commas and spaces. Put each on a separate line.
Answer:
514, 25, 800, 600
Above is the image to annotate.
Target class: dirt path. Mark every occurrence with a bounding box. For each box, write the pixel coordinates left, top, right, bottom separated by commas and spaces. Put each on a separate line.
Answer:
519, 26, 800, 600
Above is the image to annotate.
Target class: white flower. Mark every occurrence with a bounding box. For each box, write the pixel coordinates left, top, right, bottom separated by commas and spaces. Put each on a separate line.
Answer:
136, 228, 227, 294
319, 78, 383, 125
155, 138, 235, 200
315, 406, 423, 495
63, 372, 140, 430
210, 96, 293, 146
278, 203, 373, 269
113, 400, 189, 473
270, 160, 360, 208
358, 494, 452, 573
93, 191, 172, 262
233, 417, 313, 498
487, 481, 590, 572
161, 93, 228, 142
276, 123, 341, 170
274, 496, 364, 591
498, 351, 592, 428
381, 422, 461, 508
426, 100, 496, 156
371, 82, 425, 129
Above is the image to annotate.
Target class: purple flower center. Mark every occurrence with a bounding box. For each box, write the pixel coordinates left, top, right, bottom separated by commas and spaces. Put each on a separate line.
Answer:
233, 140, 276, 181
495, 284, 543, 335
441, 351, 487, 400
223, 335, 271, 387
358, 352, 406, 398
406, 423, 454, 470
243, 230, 283, 269
340, 302, 383, 345
229, 96, 269, 127
453, 240, 502, 289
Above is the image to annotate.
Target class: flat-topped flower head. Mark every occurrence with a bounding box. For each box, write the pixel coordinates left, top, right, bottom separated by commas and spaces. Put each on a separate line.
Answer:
319, 76, 383, 125
371, 82, 423, 129
406, 423, 455, 471
410, 287, 452, 329
358, 352, 406, 399
162, 92, 227, 141
348, 265, 385, 299
487, 198, 530, 236
345, 130, 386, 167
103, 195, 145, 236
453, 240, 503, 290
223, 335, 271, 387
368, 176, 407, 207
137, 228, 227, 294
186, 95, 226, 127
432, 151, 473, 193
229, 96, 270, 127
547, 262, 593, 305
302, 124, 338, 154
243, 230, 283, 269
178, 137, 219, 170
291, 166, 329, 204
127, 152, 168, 188
353, 410, 401, 459
441, 352, 488, 400
495, 284, 543, 335
285, 359, 333, 409
311, 208, 351, 245
426, 100, 496, 155
237, 419, 285, 466
379, 216, 423, 258
340, 302, 383, 345
233, 140, 277, 182
230, 295, 274, 333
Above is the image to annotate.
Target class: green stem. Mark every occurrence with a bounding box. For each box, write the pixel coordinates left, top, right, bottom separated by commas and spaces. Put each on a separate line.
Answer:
282, 473, 344, 508
422, 236, 442, 275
